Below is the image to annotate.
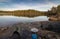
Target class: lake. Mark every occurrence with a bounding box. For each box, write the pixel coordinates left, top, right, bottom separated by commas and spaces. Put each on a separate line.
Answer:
0, 16, 49, 26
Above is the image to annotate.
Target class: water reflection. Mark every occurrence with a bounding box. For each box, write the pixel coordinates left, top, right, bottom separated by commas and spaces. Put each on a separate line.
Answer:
0, 16, 49, 26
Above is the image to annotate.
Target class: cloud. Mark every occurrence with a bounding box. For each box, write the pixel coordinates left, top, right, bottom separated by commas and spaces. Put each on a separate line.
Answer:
0, 2, 58, 11
0, 0, 10, 2
0, 0, 60, 11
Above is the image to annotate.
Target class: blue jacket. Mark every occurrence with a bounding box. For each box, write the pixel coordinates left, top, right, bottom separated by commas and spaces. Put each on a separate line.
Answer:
32, 34, 37, 39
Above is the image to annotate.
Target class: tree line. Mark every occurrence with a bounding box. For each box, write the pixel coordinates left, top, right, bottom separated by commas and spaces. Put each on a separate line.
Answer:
47, 5, 60, 16
0, 9, 47, 17
0, 5, 60, 17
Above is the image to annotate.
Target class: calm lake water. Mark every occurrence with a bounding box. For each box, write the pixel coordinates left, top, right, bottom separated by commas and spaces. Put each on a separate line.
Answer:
0, 16, 49, 26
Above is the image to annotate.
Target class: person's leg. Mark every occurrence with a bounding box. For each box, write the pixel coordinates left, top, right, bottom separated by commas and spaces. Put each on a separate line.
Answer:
10, 31, 21, 39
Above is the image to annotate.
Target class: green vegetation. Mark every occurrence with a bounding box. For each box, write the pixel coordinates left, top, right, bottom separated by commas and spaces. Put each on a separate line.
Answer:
47, 5, 60, 16
0, 9, 47, 17
0, 5, 60, 17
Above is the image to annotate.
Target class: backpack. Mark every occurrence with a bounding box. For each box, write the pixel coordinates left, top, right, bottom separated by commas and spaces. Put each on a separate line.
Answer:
32, 34, 37, 39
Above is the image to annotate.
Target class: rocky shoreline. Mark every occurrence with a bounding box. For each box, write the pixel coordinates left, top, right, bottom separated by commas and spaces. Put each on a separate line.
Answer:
0, 21, 60, 39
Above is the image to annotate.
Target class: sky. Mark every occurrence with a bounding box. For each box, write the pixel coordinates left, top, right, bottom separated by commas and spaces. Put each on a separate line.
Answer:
0, 0, 60, 11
